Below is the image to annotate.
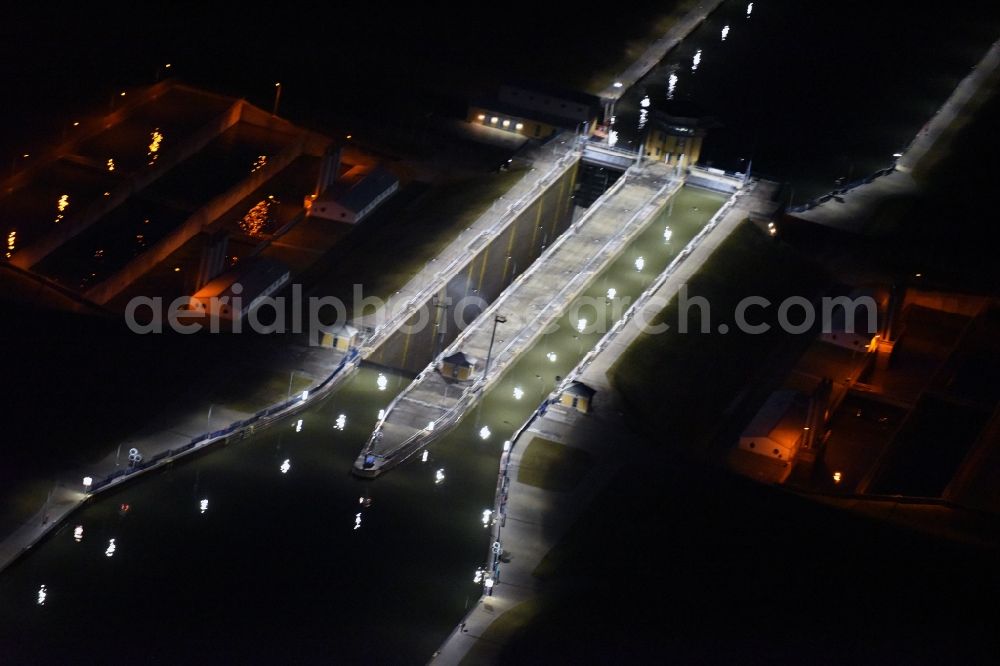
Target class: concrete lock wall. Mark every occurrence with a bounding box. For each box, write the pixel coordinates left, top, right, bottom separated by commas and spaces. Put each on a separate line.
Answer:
13, 95, 244, 270
367, 162, 579, 374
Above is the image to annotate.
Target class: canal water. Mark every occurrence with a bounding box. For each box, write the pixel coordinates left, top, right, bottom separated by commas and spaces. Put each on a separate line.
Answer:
612, 0, 1000, 202
0, 187, 725, 662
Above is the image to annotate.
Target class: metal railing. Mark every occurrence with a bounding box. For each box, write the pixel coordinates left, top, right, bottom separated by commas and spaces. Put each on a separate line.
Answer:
359, 136, 582, 356
555, 181, 752, 394
363, 169, 683, 467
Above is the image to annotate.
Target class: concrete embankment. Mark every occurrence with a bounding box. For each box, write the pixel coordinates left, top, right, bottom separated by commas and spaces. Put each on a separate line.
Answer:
431, 177, 775, 664
789, 37, 1000, 232
357, 140, 580, 374
355, 162, 682, 476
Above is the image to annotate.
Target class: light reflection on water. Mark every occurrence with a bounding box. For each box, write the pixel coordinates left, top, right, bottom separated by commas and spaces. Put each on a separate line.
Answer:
0, 188, 725, 662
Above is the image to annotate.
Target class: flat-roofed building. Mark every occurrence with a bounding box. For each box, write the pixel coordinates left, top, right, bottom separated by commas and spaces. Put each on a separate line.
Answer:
468, 82, 600, 140
739, 390, 809, 461
187, 257, 289, 321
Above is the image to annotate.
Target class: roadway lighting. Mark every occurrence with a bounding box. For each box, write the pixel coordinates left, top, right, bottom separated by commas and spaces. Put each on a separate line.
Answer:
82, 476, 93, 490
515, 122, 524, 130
546, 352, 557, 362
607, 288, 617, 300
335, 414, 347, 431
722, 25, 730, 41
668, 73, 678, 99
640, 95, 651, 108
477, 114, 485, 120
301, 390, 309, 401
377, 373, 388, 391
479, 426, 491, 440
893, 152, 903, 158
280, 459, 291, 474
294, 419, 303, 432
577, 318, 587, 332
513, 386, 524, 400
692, 50, 702, 72
482, 509, 493, 527
73, 525, 83, 542
503, 440, 511, 452
435, 468, 445, 484
427, 420, 435, 431
484, 314, 508, 376
833, 472, 843, 484
105, 539, 117, 558
747, 2, 753, 16
612, 81, 623, 88
378, 409, 386, 420
37, 585, 47, 606
490, 116, 498, 124
664, 226, 673, 242
421, 450, 429, 462
502, 119, 510, 128
354, 513, 362, 530
635, 256, 645, 271
200, 499, 209, 514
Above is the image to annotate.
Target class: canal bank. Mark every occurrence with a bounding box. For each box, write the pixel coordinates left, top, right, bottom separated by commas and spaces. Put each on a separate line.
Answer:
355, 162, 682, 476
789, 36, 1000, 232
0, 136, 578, 575
0, 187, 727, 662
432, 179, 761, 664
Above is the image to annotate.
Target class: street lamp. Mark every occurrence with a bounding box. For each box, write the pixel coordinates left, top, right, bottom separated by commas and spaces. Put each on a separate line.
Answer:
82, 476, 93, 491
10, 153, 29, 177
272, 82, 282, 116
483, 314, 507, 376
155, 62, 172, 81
287, 368, 305, 400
